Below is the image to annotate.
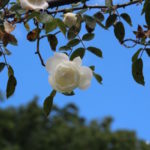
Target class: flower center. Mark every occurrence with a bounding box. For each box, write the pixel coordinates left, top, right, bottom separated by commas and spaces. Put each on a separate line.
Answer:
55, 63, 80, 90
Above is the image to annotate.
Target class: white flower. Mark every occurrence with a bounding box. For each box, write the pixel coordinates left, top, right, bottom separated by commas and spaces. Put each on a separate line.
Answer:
63, 13, 77, 28
19, 0, 48, 10
46, 53, 93, 93
4, 21, 16, 34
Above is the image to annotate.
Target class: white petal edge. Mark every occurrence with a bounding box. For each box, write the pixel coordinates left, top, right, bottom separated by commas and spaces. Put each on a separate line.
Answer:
79, 66, 93, 90
73, 57, 82, 66
20, 0, 48, 10
46, 53, 69, 74
48, 75, 57, 91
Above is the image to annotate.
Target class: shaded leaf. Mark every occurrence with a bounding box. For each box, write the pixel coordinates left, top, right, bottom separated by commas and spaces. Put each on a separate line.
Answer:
56, 19, 66, 36
93, 72, 103, 84
121, 13, 132, 26
82, 33, 95, 41
59, 45, 71, 51
67, 25, 81, 40
6, 75, 17, 98
0, 63, 5, 72
94, 12, 104, 22
132, 48, 142, 62
70, 48, 85, 60
45, 19, 57, 34
145, 48, 150, 56
106, 14, 117, 28
67, 39, 80, 47
47, 34, 58, 51
145, 2, 150, 26
43, 90, 56, 116
83, 15, 96, 30
63, 91, 75, 96
114, 22, 125, 42
87, 47, 102, 58
27, 29, 40, 42
132, 58, 145, 85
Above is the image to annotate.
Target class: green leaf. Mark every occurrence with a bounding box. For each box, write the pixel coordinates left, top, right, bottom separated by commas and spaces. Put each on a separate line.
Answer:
27, 29, 40, 42
106, 14, 117, 28
8, 65, 14, 77
142, 0, 150, 15
70, 48, 85, 60
47, 34, 58, 51
94, 12, 104, 22
82, 33, 95, 41
89, 66, 95, 71
67, 39, 80, 47
132, 48, 142, 62
114, 22, 125, 42
87, 47, 102, 58
121, 13, 132, 26
93, 72, 103, 84
59, 45, 71, 51
145, 2, 150, 26
6, 75, 17, 98
83, 15, 96, 30
145, 48, 150, 56
67, 25, 81, 40
56, 19, 66, 36
105, 0, 113, 7
43, 90, 56, 116
26, 12, 40, 22
45, 19, 57, 34
62, 91, 75, 96
0, 63, 5, 72
0, 0, 9, 9
132, 58, 145, 86
37, 13, 53, 24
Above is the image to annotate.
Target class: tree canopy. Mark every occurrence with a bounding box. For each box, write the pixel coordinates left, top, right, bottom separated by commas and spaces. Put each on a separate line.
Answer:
0, 98, 150, 150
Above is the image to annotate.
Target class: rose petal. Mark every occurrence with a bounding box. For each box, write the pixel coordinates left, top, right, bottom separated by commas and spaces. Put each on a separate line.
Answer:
48, 75, 57, 91
79, 66, 93, 89
73, 57, 82, 66
20, 0, 48, 10
46, 53, 69, 74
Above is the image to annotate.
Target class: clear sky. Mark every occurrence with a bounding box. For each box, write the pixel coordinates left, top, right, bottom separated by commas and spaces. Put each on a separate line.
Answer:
1, 0, 150, 141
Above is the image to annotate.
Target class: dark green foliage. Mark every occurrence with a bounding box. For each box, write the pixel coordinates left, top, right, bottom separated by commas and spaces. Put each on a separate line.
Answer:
0, 99, 149, 150
114, 22, 125, 42
6, 75, 17, 98
132, 58, 145, 86
47, 34, 58, 51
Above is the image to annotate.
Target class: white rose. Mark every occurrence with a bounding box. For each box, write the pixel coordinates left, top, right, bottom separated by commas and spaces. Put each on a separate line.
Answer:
46, 53, 93, 93
19, 0, 48, 10
4, 21, 16, 34
63, 13, 77, 28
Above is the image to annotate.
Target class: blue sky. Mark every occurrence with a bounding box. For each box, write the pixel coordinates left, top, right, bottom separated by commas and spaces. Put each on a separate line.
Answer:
1, 0, 150, 141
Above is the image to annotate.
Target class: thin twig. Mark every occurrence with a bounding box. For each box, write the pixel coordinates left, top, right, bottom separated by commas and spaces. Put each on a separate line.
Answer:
35, 24, 45, 67
77, 35, 86, 49
40, 31, 61, 40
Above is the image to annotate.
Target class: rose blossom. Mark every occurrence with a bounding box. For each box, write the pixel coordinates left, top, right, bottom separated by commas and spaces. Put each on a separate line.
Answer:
46, 53, 93, 93
19, 0, 48, 10
63, 13, 77, 28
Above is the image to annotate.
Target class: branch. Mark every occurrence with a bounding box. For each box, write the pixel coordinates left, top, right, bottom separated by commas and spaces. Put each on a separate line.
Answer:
6, 0, 144, 20
122, 38, 150, 48
48, 0, 85, 8
46, 0, 144, 14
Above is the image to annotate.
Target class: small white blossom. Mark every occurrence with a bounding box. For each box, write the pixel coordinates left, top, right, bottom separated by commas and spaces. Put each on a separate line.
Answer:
19, 0, 48, 10
4, 21, 16, 34
46, 53, 93, 93
63, 13, 77, 28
